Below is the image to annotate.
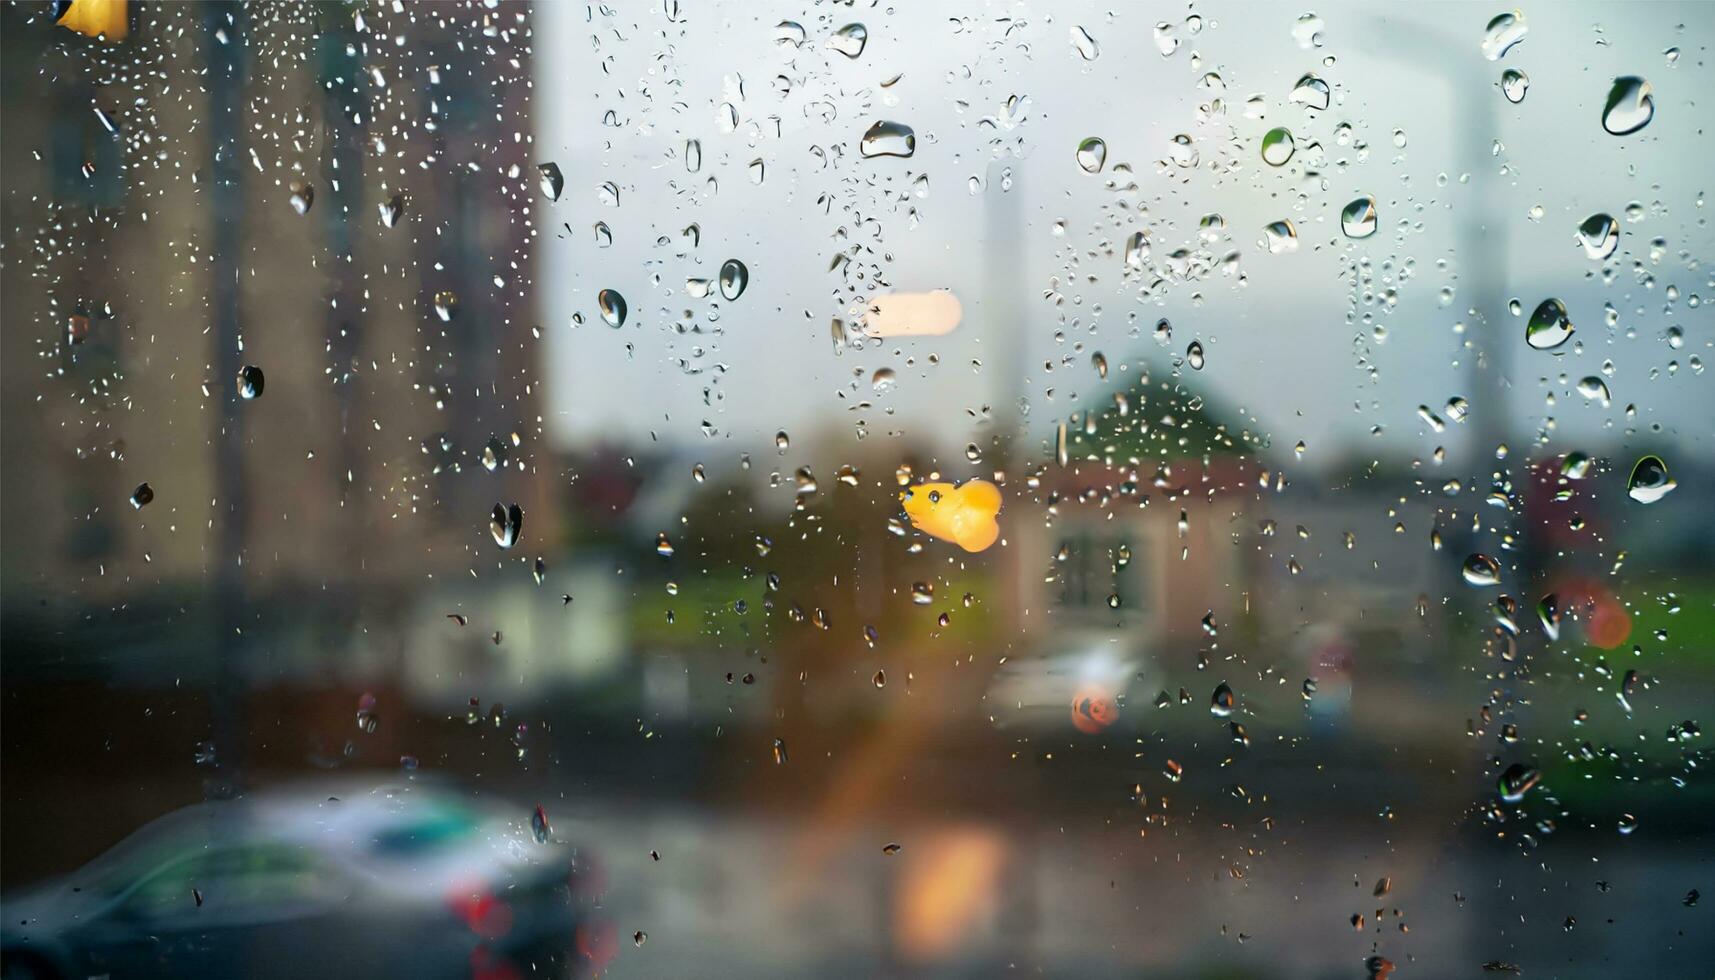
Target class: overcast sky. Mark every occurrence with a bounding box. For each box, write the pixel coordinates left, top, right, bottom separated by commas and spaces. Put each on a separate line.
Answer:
533, 1, 1712, 478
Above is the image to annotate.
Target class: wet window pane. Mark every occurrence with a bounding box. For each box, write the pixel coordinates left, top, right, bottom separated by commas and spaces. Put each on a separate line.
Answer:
3, 2, 1712, 978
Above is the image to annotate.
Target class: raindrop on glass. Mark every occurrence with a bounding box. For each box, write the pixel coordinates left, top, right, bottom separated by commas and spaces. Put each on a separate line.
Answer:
1561, 452, 1593, 480
1481, 11, 1528, 61
1601, 76, 1654, 135
236, 365, 264, 400
1153, 21, 1179, 56
1124, 231, 1149, 271
433, 291, 459, 323
490, 503, 524, 549
1290, 73, 1330, 110
1340, 195, 1378, 239
1262, 219, 1299, 253
828, 23, 867, 58
1525, 299, 1574, 350
774, 20, 806, 48
598, 289, 628, 328
1210, 682, 1235, 717
1076, 137, 1107, 174
860, 121, 916, 159
1536, 593, 1562, 640
1497, 762, 1540, 803
1577, 213, 1619, 260
1260, 127, 1295, 166
1071, 25, 1099, 61
482, 436, 508, 473
1501, 68, 1529, 104
378, 193, 405, 228
1627, 455, 1676, 503
719, 259, 748, 301
538, 162, 564, 201
1462, 553, 1502, 587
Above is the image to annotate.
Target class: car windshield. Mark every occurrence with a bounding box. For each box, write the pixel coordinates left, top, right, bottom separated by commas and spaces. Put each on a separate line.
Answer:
3, 2, 1713, 978
370, 806, 480, 858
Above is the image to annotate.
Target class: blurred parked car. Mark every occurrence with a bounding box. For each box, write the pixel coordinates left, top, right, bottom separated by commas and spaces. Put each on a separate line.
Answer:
986, 634, 1160, 733
1, 779, 584, 980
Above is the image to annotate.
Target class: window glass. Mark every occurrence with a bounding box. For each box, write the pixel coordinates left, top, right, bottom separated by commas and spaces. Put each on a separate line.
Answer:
3, 3, 1712, 979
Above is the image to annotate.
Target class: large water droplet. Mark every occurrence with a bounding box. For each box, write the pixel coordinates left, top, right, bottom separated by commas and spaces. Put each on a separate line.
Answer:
1577, 213, 1619, 260
1152, 21, 1179, 56
538, 162, 564, 201
482, 435, 508, 473
1462, 553, 1502, 587
1525, 299, 1574, 350
1262, 219, 1299, 253
1071, 25, 1099, 61
774, 20, 805, 49
378, 193, 405, 228
130, 482, 154, 510
719, 259, 748, 300
1500, 68, 1530, 104
1341, 195, 1378, 238
598, 288, 627, 328
1536, 593, 1562, 640
1290, 73, 1330, 110
289, 182, 314, 215
828, 22, 867, 58
1210, 682, 1235, 717
1481, 11, 1528, 61
871, 367, 897, 393
1497, 762, 1540, 803
237, 364, 264, 400
1627, 455, 1677, 503
1291, 12, 1324, 49
1260, 127, 1295, 166
684, 139, 702, 173
1601, 77, 1654, 135
1076, 137, 1107, 173
433, 291, 459, 323
1576, 376, 1610, 405
860, 121, 915, 158
490, 503, 523, 549
1186, 341, 1205, 371
1123, 231, 1149, 270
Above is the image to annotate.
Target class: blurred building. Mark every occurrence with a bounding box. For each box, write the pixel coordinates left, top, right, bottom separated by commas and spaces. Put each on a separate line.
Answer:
1, 3, 546, 683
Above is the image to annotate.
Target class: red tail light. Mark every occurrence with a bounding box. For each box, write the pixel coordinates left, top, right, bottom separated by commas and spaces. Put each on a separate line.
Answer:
447, 886, 514, 940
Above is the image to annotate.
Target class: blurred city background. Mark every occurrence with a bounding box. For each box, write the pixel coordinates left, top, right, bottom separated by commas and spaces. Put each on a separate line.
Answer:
3, 2, 1712, 977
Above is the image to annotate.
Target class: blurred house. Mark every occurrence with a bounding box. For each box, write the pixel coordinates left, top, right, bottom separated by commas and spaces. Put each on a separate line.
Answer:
1010, 371, 1265, 653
